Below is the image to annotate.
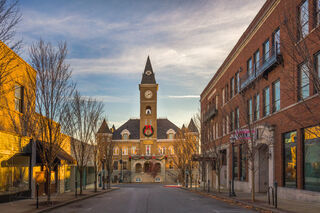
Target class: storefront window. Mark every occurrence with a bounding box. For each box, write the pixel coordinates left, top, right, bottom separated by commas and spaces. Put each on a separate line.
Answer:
284, 131, 297, 188
240, 144, 246, 181
304, 126, 320, 192
233, 146, 239, 180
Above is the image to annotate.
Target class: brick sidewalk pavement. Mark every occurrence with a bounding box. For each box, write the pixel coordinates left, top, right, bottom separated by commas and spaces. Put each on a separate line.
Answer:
184, 187, 320, 213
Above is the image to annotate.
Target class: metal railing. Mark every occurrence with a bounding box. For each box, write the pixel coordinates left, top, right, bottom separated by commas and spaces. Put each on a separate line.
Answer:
240, 44, 282, 91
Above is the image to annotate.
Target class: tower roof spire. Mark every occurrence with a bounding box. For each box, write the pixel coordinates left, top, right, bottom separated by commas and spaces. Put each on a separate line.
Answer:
141, 56, 156, 84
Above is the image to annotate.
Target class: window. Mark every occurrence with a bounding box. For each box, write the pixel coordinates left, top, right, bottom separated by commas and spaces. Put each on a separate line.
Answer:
240, 144, 246, 181
146, 106, 152, 115
247, 58, 253, 76
299, 62, 310, 100
254, 50, 260, 70
304, 125, 320, 191
168, 133, 174, 139
122, 147, 128, 155
230, 111, 235, 132
159, 146, 166, 155
273, 28, 280, 54
263, 40, 270, 62
235, 107, 239, 129
131, 146, 137, 155
226, 115, 230, 134
113, 161, 118, 170
248, 98, 253, 123
315, 52, 320, 93
263, 87, 270, 116
254, 93, 260, 121
123, 161, 127, 170
235, 72, 239, 94
123, 134, 129, 140
284, 131, 297, 188
272, 80, 280, 112
222, 117, 226, 136
225, 84, 229, 101
299, 0, 309, 38
146, 145, 151, 156
230, 77, 234, 98
113, 147, 119, 155
14, 84, 24, 113
233, 145, 239, 180
215, 123, 219, 138
169, 146, 174, 155
222, 88, 225, 104
317, 0, 320, 26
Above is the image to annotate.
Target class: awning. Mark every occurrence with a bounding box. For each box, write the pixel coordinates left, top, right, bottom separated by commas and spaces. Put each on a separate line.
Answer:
192, 154, 216, 162
1, 153, 30, 167
35, 140, 75, 165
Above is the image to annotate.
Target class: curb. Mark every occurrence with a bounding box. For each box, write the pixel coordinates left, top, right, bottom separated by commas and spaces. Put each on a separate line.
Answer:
181, 187, 291, 213
35, 188, 119, 213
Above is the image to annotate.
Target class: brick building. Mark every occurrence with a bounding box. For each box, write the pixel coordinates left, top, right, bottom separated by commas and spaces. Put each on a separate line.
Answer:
200, 0, 320, 202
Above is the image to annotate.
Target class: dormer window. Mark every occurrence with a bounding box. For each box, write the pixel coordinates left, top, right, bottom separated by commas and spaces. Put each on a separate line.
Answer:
146, 106, 152, 115
121, 129, 130, 140
166, 129, 176, 139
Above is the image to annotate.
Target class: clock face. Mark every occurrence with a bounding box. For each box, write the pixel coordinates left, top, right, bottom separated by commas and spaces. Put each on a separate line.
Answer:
145, 70, 152, 76
145, 90, 153, 99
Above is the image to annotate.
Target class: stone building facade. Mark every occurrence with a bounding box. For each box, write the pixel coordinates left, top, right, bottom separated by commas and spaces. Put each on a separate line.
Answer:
98, 57, 199, 183
200, 0, 320, 202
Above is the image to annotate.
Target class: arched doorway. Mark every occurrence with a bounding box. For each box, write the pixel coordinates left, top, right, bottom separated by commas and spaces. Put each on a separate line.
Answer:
144, 162, 151, 173
135, 163, 142, 173
258, 144, 269, 192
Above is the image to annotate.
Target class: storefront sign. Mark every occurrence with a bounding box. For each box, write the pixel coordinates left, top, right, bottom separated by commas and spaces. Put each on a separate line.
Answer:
230, 129, 256, 141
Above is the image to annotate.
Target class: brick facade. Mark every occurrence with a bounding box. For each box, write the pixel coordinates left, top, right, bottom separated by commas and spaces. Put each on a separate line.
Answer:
200, 0, 320, 201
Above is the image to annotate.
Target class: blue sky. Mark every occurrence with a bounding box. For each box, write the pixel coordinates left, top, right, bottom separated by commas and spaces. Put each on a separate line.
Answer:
17, 0, 265, 128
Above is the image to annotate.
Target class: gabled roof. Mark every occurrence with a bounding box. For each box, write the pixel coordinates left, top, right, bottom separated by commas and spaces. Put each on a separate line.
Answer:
97, 119, 112, 134
141, 56, 156, 84
112, 118, 180, 140
188, 118, 199, 133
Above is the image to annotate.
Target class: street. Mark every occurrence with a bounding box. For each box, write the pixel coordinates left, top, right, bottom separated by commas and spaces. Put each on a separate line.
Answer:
49, 184, 256, 213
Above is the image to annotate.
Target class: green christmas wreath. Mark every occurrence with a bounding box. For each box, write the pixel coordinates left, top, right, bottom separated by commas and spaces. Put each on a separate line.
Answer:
143, 125, 154, 137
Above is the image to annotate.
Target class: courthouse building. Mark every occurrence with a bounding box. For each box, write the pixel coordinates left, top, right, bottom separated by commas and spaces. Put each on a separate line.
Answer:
200, 0, 320, 202
98, 57, 199, 183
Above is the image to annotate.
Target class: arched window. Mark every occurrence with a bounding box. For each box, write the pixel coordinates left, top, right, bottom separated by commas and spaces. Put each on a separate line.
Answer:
166, 129, 176, 139
168, 146, 174, 155
122, 147, 128, 155
121, 129, 130, 140
113, 147, 119, 155
146, 106, 152, 115
135, 163, 142, 173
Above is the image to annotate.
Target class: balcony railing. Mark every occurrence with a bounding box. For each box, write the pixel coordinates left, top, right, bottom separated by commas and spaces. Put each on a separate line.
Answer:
240, 44, 282, 91
203, 105, 217, 122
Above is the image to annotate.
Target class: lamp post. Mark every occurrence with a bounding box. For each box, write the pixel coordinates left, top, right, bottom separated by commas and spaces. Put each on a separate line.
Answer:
231, 138, 236, 197
102, 161, 105, 190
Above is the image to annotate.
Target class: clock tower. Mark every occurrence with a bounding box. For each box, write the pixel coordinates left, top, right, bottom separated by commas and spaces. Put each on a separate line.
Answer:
139, 56, 158, 144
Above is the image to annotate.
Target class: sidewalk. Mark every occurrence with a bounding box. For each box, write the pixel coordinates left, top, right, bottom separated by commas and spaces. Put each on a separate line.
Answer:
0, 185, 118, 213
183, 187, 320, 213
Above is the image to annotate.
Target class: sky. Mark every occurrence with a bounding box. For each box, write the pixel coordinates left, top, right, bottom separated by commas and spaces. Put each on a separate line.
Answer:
17, 0, 265, 128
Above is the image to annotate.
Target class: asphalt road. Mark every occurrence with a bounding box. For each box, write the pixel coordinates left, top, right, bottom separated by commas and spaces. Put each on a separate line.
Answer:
50, 184, 256, 213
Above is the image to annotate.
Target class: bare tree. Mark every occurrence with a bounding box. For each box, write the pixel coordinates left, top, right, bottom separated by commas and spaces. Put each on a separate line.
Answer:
0, 0, 22, 101
97, 126, 115, 189
172, 128, 199, 187
63, 91, 104, 194
29, 39, 74, 203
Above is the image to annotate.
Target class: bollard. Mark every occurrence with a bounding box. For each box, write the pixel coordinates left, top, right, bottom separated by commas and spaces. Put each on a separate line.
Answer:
271, 187, 274, 206
36, 183, 39, 209
274, 181, 278, 208
75, 181, 78, 197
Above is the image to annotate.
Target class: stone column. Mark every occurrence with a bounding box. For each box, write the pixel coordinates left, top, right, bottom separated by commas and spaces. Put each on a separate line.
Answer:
269, 144, 275, 187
